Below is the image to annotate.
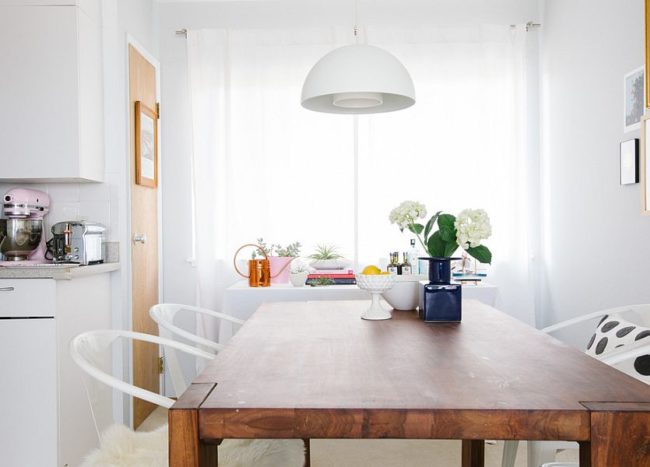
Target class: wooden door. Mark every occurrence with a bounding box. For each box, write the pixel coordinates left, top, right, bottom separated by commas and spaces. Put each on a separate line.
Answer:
128, 44, 160, 429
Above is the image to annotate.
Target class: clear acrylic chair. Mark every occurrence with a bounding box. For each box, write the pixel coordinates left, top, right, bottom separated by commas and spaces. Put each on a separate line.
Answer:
71, 329, 306, 467
149, 303, 244, 352
149, 303, 245, 393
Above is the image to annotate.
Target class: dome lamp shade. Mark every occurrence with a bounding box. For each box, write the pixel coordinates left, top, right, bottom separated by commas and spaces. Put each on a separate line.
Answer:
301, 44, 416, 114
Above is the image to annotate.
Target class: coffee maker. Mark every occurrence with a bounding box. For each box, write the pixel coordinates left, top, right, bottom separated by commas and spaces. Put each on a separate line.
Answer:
0, 188, 50, 262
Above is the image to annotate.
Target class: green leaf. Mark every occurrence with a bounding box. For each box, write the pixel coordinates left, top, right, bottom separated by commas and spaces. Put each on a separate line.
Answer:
437, 214, 456, 229
439, 226, 456, 243
423, 212, 441, 240
407, 223, 424, 235
466, 245, 492, 264
443, 241, 459, 257
426, 232, 446, 257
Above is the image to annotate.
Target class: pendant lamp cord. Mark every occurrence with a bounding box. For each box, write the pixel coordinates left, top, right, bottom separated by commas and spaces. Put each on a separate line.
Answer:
353, 0, 359, 44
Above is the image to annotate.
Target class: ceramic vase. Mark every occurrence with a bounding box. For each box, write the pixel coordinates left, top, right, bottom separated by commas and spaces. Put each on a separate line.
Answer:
269, 256, 293, 284
289, 271, 309, 287
420, 257, 462, 322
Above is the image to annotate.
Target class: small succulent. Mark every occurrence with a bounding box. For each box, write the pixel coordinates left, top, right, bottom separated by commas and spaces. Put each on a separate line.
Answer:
309, 244, 343, 260
290, 259, 310, 274
274, 242, 302, 257
252, 238, 302, 258
252, 238, 271, 258
309, 277, 334, 287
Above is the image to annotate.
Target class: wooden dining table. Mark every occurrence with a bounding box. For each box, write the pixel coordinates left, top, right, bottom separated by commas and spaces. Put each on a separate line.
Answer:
169, 300, 650, 466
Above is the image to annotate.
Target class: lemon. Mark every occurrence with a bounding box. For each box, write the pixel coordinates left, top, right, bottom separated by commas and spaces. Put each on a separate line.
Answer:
361, 265, 382, 275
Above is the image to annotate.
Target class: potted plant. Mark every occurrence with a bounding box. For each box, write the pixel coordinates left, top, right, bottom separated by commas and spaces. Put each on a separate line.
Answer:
253, 238, 301, 284
389, 202, 493, 322
308, 244, 351, 270
289, 260, 310, 287
389, 201, 492, 283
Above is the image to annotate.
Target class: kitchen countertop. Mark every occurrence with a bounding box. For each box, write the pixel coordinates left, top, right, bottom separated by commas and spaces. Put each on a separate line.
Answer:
0, 262, 120, 280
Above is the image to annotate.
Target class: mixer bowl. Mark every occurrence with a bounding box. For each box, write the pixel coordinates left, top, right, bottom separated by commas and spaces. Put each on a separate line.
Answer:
0, 219, 43, 261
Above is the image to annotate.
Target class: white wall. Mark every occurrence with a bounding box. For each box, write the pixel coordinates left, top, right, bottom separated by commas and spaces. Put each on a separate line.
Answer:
539, 0, 650, 327
102, 0, 159, 424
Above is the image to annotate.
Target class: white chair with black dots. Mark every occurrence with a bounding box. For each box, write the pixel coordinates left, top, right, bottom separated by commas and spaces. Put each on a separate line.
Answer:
502, 304, 650, 467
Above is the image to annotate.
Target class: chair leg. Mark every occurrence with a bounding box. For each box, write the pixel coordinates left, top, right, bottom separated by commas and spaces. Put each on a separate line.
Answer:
303, 439, 311, 467
527, 441, 557, 467
502, 440, 519, 467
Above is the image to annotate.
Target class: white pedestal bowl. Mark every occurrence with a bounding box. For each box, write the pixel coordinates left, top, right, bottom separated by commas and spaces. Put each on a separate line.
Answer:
381, 274, 427, 311
355, 274, 397, 320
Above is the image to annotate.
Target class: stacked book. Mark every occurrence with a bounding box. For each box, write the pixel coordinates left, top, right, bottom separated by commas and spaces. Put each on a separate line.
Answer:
452, 272, 487, 283
305, 268, 356, 286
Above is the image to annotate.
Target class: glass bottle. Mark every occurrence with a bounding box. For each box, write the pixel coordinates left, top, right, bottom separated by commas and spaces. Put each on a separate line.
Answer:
401, 252, 412, 275
409, 239, 420, 274
387, 252, 400, 275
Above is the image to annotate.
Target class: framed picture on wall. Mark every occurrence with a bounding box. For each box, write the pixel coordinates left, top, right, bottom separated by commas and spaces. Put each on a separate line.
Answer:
620, 139, 639, 185
624, 66, 644, 132
640, 116, 650, 214
135, 101, 158, 188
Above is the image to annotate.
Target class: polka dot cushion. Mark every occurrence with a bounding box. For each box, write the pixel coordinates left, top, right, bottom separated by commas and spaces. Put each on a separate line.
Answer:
585, 314, 650, 382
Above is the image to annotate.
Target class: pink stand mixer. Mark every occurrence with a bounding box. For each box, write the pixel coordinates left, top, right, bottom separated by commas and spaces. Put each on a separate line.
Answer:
0, 188, 51, 262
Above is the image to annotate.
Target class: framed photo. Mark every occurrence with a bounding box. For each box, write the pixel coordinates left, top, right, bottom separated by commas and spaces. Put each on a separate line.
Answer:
641, 116, 650, 214
135, 101, 158, 188
620, 139, 639, 185
624, 66, 644, 132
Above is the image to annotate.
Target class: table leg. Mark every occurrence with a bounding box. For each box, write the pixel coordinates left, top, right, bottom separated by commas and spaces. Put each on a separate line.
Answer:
169, 408, 202, 467
169, 383, 218, 466
201, 441, 218, 467
579, 442, 591, 467
303, 439, 311, 467
590, 410, 650, 466
462, 440, 485, 467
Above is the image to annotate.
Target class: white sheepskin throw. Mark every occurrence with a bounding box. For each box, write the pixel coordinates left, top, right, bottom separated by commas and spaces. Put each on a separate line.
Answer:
219, 439, 305, 467
81, 424, 305, 467
81, 425, 167, 467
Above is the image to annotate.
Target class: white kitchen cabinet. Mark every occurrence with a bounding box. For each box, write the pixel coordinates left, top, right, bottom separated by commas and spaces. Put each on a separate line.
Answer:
0, 0, 100, 22
0, 4, 104, 182
0, 318, 58, 466
0, 271, 113, 466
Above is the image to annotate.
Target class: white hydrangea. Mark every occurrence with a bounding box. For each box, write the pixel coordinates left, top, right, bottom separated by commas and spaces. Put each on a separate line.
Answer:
455, 209, 492, 250
389, 201, 427, 230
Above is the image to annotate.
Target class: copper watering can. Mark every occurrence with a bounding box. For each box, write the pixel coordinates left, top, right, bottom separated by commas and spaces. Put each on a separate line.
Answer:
233, 243, 294, 287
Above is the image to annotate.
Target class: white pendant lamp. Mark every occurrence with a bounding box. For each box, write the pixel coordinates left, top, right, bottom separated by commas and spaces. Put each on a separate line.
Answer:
301, 3, 415, 114
301, 44, 415, 114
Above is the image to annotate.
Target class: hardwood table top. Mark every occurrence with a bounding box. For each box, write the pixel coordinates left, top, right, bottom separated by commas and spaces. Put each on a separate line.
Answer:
170, 300, 650, 466
192, 300, 650, 439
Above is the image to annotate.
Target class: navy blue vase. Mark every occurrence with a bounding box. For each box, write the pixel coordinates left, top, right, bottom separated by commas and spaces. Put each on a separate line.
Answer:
420, 257, 462, 322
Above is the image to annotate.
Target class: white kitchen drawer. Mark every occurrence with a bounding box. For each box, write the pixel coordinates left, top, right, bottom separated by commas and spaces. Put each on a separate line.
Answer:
0, 279, 56, 318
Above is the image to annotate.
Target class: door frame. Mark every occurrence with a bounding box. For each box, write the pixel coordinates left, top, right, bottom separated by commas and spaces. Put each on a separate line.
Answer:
125, 34, 164, 426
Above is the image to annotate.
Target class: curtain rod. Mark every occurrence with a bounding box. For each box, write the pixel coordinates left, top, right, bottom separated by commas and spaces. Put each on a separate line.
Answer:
177, 22, 541, 37
510, 21, 541, 31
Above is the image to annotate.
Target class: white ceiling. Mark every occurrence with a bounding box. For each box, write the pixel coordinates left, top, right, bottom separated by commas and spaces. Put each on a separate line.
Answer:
157, 0, 540, 30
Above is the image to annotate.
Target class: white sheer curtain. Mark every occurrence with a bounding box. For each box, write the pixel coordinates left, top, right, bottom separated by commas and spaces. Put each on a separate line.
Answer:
356, 25, 536, 324
186, 24, 537, 332
186, 28, 355, 342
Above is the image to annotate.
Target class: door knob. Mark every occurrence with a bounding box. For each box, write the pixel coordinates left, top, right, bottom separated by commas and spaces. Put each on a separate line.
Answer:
133, 233, 147, 244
